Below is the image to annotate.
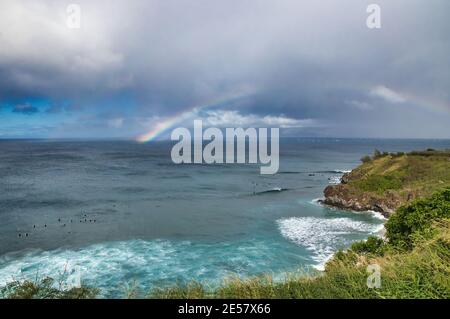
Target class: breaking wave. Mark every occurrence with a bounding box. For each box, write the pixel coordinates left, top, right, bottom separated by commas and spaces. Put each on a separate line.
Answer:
277, 216, 383, 270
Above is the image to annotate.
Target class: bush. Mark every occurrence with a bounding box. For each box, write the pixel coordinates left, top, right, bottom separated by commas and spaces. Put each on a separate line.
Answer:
385, 188, 450, 249
350, 236, 386, 255
390, 152, 405, 157
373, 149, 382, 159
0, 277, 99, 299
360, 155, 372, 163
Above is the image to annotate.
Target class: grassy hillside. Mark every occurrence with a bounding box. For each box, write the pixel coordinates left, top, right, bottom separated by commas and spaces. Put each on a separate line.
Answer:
323, 149, 450, 215
351, 149, 450, 196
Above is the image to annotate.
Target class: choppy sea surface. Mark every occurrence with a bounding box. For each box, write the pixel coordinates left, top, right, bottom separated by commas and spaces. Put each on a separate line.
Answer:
1, 138, 449, 297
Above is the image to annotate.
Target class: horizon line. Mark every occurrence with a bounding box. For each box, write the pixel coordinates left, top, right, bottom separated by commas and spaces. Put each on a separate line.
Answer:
1, 136, 450, 141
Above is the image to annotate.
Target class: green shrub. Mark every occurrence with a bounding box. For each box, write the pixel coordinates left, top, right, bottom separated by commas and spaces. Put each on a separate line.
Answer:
373, 149, 382, 159
385, 188, 450, 249
390, 152, 405, 157
0, 277, 99, 299
408, 149, 450, 157
350, 236, 386, 256
360, 155, 372, 163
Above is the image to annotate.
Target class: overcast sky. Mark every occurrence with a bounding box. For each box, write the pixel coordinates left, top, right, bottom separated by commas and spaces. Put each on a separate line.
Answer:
0, 0, 449, 139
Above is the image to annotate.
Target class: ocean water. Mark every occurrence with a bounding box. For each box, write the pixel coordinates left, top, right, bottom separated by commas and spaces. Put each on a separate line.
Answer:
0, 138, 449, 297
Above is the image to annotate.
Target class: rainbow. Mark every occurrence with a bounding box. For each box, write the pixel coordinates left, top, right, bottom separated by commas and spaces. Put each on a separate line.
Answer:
403, 93, 450, 115
136, 92, 253, 142
373, 86, 450, 115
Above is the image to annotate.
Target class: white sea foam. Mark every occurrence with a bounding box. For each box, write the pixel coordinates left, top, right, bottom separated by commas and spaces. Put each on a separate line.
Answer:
349, 209, 387, 222
373, 223, 386, 235
277, 216, 383, 270
326, 169, 351, 185
313, 253, 335, 271
309, 197, 324, 206
367, 210, 388, 221
333, 170, 351, 174
328, 175, 342, 184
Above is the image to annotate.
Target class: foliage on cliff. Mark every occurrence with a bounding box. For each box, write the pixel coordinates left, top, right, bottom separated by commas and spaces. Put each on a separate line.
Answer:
0, 277, 99, 299
352, 149, 450, 195
385, 188, 450, 249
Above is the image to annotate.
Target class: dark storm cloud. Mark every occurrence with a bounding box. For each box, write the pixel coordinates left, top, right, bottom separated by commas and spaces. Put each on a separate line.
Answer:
0, 0, 449, 138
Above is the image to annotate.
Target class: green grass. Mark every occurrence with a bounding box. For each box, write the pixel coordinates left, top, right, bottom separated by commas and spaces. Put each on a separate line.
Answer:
339, 149, 450, 207
353, 175, 403, 194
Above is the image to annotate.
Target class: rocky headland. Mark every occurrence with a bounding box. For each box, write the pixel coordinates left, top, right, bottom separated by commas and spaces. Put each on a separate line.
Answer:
320, 149, 450, 217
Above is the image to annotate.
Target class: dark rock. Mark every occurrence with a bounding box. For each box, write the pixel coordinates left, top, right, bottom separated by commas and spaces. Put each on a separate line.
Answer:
323, 184, 394, 217
341, 173, 350, 184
